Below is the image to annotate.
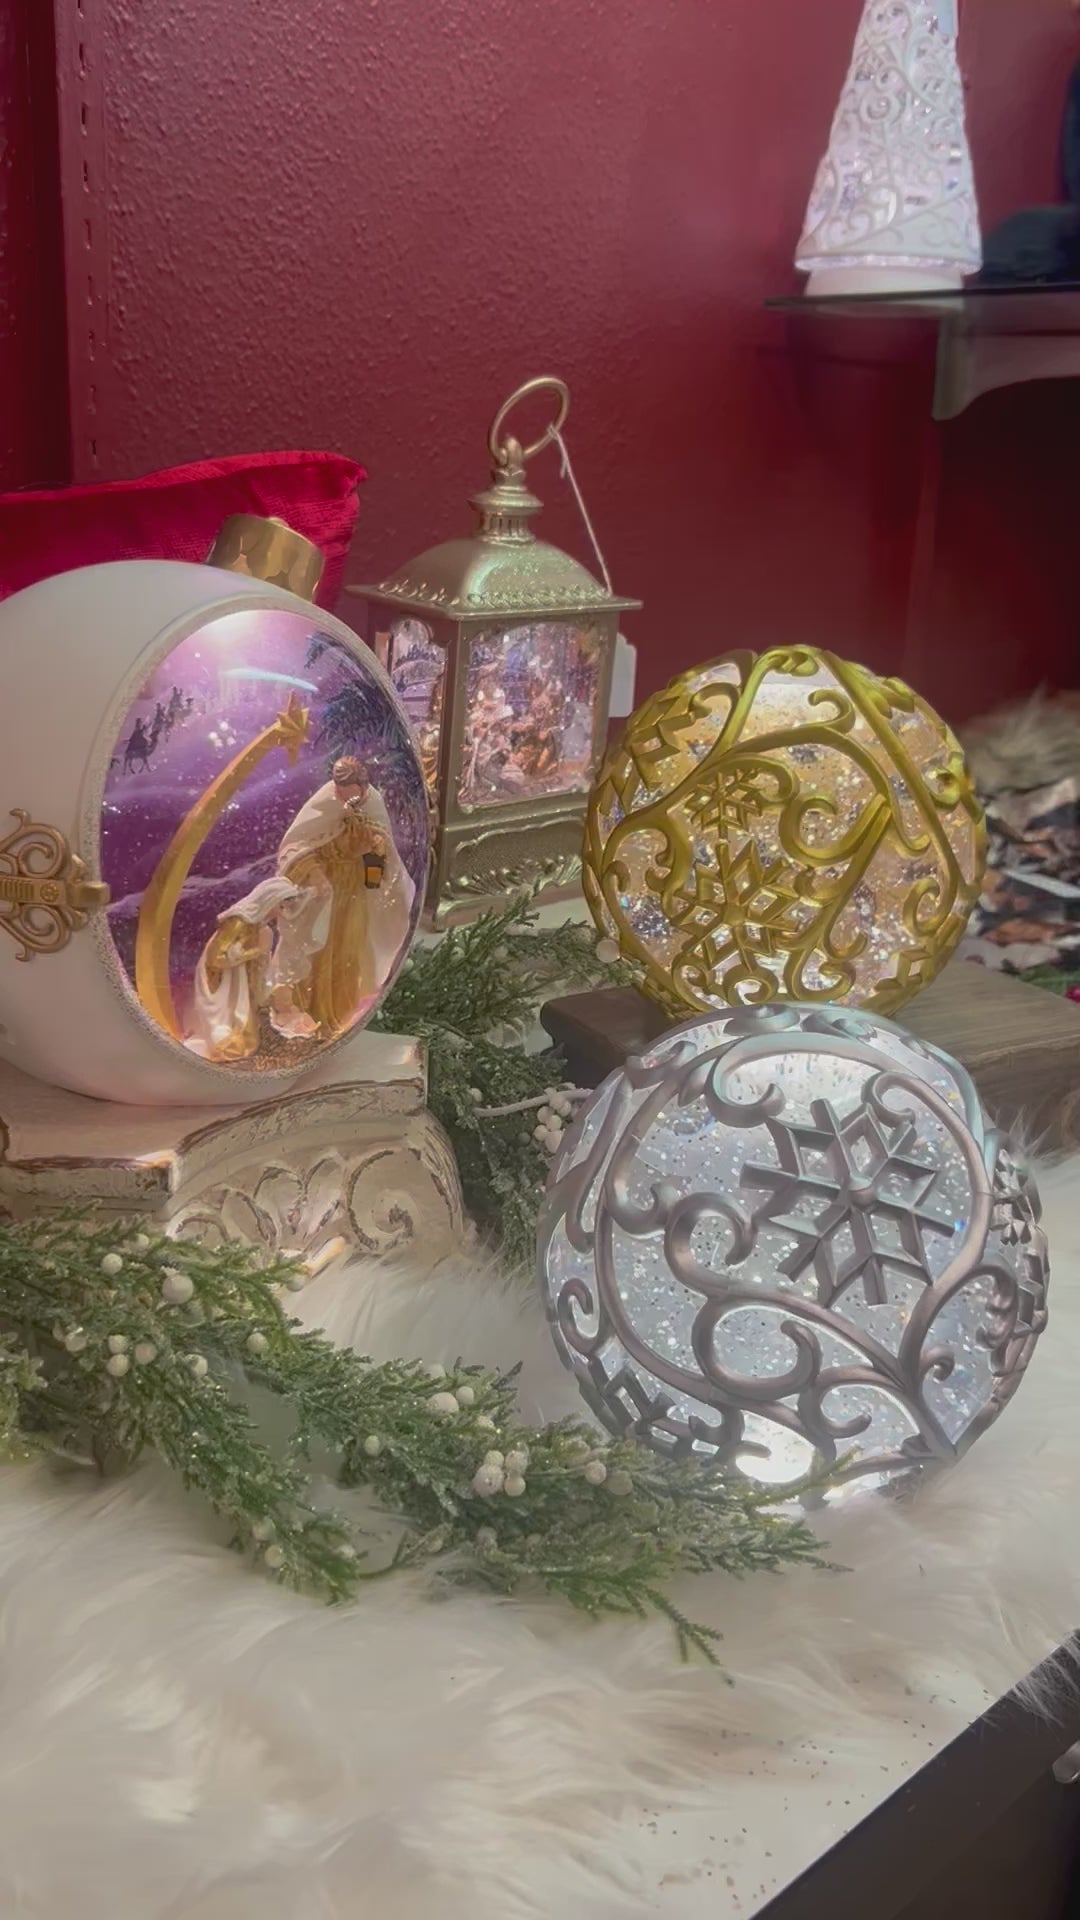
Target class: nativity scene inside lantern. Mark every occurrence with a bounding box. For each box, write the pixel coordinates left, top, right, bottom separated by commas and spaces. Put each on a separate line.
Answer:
350, 379, 639, 925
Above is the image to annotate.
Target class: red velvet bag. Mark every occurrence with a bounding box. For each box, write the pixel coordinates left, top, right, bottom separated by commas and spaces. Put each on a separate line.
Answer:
0, 451, 365, 610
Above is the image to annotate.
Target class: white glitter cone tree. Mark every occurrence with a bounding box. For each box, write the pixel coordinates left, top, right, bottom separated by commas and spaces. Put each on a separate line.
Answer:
797, 0, 982, 296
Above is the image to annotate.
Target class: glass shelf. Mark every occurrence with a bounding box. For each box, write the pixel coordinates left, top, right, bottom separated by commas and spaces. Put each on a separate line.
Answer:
767, 284, 1080, 417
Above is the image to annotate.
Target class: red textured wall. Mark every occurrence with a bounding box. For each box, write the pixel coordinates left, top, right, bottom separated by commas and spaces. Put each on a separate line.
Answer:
0, 0, 66, 487
61, 0, 901, 679
19, 0, 1080, 716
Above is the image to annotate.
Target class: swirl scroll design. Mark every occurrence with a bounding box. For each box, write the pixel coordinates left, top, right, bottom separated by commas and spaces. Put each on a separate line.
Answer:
538, 1006, 1048, 1488
0, 810, 110, 960
170, 1130, 466, 1271
583, 648, 987, 1020
795, 0, 981, 280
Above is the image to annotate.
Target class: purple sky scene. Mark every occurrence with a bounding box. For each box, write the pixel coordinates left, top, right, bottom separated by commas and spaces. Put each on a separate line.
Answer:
101, 608, 428, 1029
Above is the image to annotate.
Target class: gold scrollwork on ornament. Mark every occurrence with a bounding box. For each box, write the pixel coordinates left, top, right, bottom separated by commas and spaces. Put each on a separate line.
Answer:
378, 572, 612, 613
584, 649, 987, 1020
450, 850, 583, 901
446, 819, 583, 905
0, 811, 111, 961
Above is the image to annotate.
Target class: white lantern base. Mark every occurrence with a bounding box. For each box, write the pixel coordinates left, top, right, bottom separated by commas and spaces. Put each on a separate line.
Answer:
0, 1029, 466, 1275
804, 264, 967, 298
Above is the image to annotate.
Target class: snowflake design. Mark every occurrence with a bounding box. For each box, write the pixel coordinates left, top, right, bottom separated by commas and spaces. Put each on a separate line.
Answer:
739, 1098, 954, 1308
685, 768, 770, 837
1011, 1257, 1049, 1353
673, 842, 811, 973
991, 1149, 1039, 1251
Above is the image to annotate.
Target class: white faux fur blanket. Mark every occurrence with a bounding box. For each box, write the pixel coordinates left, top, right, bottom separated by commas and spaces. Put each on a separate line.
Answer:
0, 1164, 1077, 1920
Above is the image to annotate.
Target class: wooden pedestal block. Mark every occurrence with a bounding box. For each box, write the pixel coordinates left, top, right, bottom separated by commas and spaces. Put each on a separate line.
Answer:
542, 964, 1080, 1150
0, 1031, 466, 1274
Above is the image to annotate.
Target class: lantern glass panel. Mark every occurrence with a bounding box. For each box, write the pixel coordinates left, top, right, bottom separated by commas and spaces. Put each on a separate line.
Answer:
382, 617, 445, 795
100, 606, 429, 1070
458, 621, 603, 807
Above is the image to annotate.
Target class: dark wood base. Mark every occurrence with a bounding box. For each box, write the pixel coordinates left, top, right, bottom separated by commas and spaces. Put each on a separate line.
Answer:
542, 964, 1080, 1149
763, 1644, 1080, 1920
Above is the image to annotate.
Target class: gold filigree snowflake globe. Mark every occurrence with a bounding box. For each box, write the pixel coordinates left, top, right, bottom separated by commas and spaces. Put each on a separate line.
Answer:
583, 648, 986, 1018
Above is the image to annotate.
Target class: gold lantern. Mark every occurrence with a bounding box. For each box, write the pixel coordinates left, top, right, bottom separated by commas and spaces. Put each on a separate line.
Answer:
584, 646, 986, 1019
349, 378, 639, 925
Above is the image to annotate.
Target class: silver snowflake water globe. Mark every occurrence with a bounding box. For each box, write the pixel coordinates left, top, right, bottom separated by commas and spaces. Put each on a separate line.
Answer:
539, 1004, 1048, 1491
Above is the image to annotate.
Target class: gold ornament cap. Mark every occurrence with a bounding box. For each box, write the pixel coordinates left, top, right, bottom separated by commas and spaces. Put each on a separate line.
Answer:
207, 515, 325, 603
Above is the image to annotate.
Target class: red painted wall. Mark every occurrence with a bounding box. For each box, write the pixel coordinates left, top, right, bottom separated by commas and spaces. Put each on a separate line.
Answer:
11, 1, 1080, 718
60, 0, 904, 683
0, 0, 66, 487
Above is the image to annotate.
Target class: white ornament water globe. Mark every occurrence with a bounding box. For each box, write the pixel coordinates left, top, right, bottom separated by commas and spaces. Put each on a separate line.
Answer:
796, 0, 982, 296
539, 1005, 1048, 1492
0, 560, 429, 1106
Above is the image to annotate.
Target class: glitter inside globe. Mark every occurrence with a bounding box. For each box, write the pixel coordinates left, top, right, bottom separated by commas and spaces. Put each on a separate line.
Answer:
583, 648, 986, 1019
539, 1005, 1048, 1492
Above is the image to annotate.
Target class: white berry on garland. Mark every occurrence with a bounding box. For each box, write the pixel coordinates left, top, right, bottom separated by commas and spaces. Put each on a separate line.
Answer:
161, 1269, 195, 1307
0, 1147, 826, 1656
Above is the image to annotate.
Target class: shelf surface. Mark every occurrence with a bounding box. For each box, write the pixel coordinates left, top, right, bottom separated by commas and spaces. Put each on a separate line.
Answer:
768, 282, 1080, 334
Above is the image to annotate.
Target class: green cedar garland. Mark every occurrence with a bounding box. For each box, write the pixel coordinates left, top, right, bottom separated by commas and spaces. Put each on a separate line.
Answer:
0, 897, 830, 1655
0, 1213, 825, 1658
372, 892, 625, 1267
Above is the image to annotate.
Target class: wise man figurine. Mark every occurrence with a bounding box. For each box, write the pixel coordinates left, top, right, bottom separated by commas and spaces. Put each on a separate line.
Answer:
797, 0, 982, 295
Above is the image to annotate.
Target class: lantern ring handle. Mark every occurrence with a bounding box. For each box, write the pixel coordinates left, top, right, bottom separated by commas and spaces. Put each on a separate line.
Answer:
489, 376, 570, 467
